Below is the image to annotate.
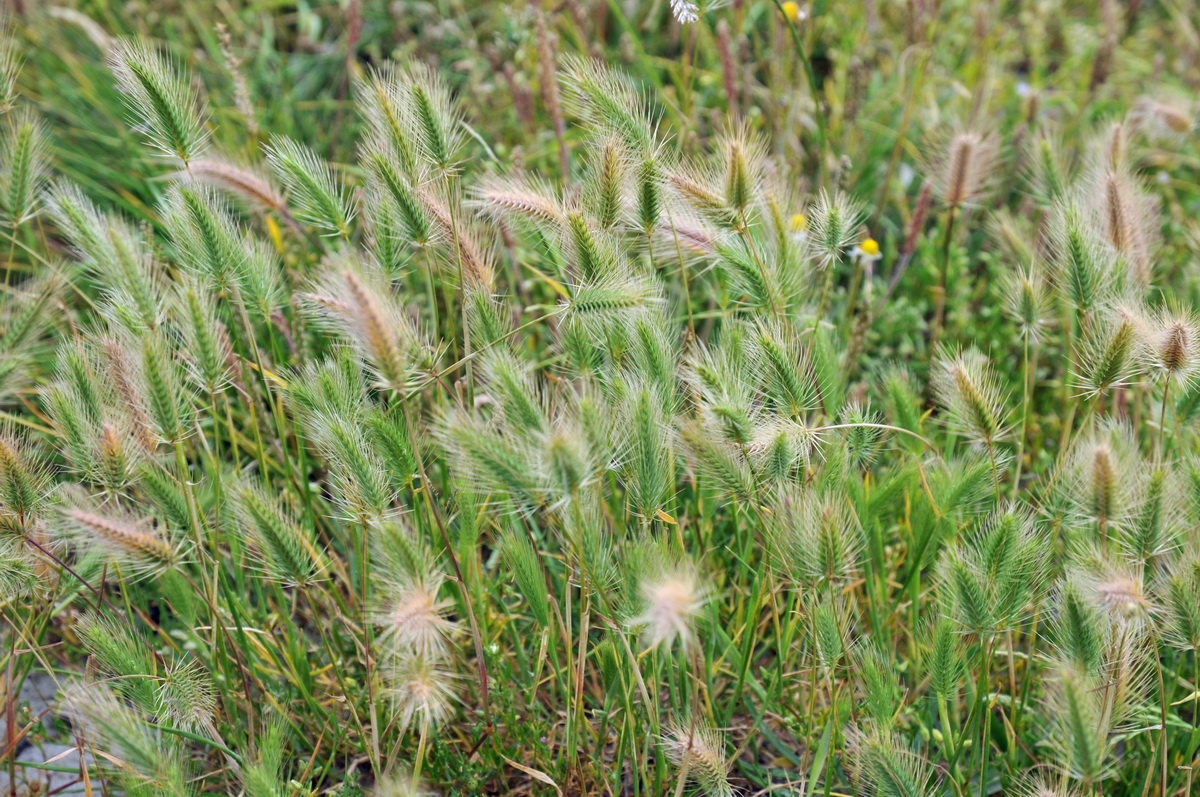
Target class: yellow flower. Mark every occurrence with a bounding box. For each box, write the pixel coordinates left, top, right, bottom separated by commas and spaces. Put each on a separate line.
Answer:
789, 212, 808, 231
782, 1, 802, 23
860, 237, 880, 257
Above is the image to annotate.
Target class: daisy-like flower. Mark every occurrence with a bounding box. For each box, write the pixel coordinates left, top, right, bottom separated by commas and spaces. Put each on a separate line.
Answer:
788, 211, 808, 245
782, 1, 807, 23
853, 237, 882, 262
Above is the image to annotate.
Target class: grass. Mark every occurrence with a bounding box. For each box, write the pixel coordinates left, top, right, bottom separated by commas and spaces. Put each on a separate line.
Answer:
2, 1, 1200, 795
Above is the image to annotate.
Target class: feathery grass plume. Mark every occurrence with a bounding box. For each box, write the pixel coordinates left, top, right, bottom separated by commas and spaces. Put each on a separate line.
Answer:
1069, 558, 1153, 630
561, 271, 662, 332
749, 320, 818, 419
302, 254, 427, 392
63, 683, 193, 797
474, 173, 564, 229
618, 380, 675, 519
0, 537, 37, 599
160, 182, 244, 290
679, 420, 757, 503
808, 189, 864, 269
0, 424, 54, 534
1087, 165, 1156, 288
840, 401, 884, 470
0, 16, 19, 113
157, 657, 217, 736
1018, 775, 1086, 797
630, 315, 678, 392
1050, 580, 1106, 675
45, 349, 107, 481
371, 523, 457, 656
717, 237, 786, 311
538, 415, 599, 503
500, 525, 551, 628
847, 727, 936, 797
937, 507, 1044, 635
667, 167, 740, 231
750, 417, 825, 480
720, 125, 763, 218
418, 187, 495, 291
1058, 420, 1141, 536
1, 109, 48, 228
477, 349, 548, 433
1072, 304, 1142, 399
402, 60, 463, 172
930, 345, 1010, 446
1044, 665, 1114, 785
856, 639, 902, 728
239, 237, 286, 319
1049, 200, 1114, 319
362, 146, 432, 247
661, 718, 731, 797
264, 135, 354, 237
44, 181, 165, 331
241, 718, 287, 797
108, 38, 207, 166
176, 282, 232, 394
384, 650, 457, 734
768, 486, 862, 590
354, 64, 421, 178
988, 209, 1038, 266
1130, 95, 1194, 141
1024, 128, 1074, 208
366, 407, 418, 493
811, 591, 850, 673
634, 152, 664, 238
927, 615, 965, 701
0, 271, 61, 399
560, 55, 657, 154
57, 492, 182, 576
1121, 466, 1180, 578
628, 550, 706, 650
933, 128, 998, 208
90, 421, 140, 499
75, 612, 156, 713
136, 461, 192, 533
564, 210, 620, 280
881, 366, 924, 452
233, 481, 324, 588
185, 157, 288, 217
437, 406, 542, 514
587, 136, 626, 230
1004, 263, 1049, 343
135, 330, 193, 445
299, 410, 394, 524
1160, 547, 1200, 651
1140, 308, 1199, 388
286, 353, 370, 422
687, 331, 757, 446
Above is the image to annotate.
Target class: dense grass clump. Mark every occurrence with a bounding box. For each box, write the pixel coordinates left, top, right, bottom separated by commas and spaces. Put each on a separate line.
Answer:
3, 2, 1200, 796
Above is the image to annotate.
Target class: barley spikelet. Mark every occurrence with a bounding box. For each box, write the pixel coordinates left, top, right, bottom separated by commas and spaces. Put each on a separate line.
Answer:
62, 505, 180, 573
661, 718, 731, 797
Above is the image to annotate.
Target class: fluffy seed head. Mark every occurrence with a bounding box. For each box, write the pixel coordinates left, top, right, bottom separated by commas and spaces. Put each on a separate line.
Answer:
629, 562, 706, 651
385, 651, 457, 733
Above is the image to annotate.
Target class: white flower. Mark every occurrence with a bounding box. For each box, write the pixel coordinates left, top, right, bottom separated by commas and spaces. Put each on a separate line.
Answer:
671, 0, 699, 23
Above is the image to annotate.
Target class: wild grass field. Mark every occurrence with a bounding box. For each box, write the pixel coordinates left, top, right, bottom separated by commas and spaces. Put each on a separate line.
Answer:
1, 0, 1199, 795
